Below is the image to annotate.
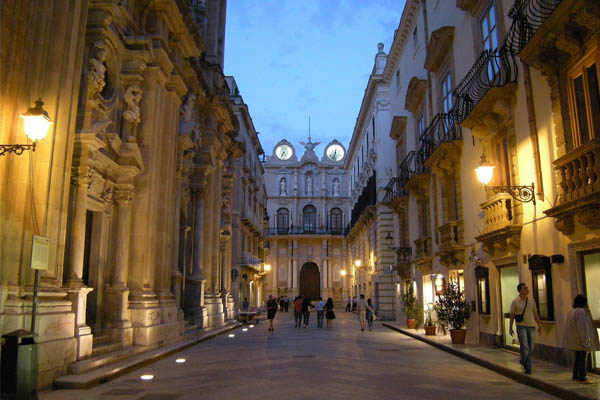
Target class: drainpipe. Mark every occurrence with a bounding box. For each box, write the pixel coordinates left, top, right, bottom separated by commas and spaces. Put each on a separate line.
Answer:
521, 61, 544, 201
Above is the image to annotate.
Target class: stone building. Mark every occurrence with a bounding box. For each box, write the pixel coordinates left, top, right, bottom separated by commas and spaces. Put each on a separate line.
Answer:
0, 0, 261, 388
382, 0, 600, 370
263, 137, 350, 302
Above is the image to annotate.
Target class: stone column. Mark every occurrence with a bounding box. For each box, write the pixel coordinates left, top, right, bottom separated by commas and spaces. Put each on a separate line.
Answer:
105, 186, 134, 345
185, 172, 208, 327
65, 166, 94, 359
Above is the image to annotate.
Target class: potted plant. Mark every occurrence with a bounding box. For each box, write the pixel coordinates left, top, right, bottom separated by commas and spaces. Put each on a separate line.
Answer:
401, 284, 418, 329
424, 305, 436, 336
434, 282, 471, 344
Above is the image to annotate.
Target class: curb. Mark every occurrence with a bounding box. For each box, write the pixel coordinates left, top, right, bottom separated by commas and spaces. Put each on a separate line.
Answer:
383, 323, 594, 400
54, 322, 241, 390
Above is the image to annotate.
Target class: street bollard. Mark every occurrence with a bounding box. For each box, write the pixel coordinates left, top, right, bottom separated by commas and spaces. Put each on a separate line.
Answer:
1, 330, 37, 400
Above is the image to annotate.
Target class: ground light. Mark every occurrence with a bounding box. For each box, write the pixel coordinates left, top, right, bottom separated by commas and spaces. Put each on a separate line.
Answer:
175, 358, 186, 363
228, 334, 235, 338
140, 375, 154, 380
242, 328, 248, 332
249, 324, 254, 328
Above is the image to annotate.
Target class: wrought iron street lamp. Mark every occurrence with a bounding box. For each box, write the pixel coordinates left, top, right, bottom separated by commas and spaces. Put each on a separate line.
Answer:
1, 99, 53, 156
475, 153, 535, 205
340, 269, 347, 276
384, 233, 412, 263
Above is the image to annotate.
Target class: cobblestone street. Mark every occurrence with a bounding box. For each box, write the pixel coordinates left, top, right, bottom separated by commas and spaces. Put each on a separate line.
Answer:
40, 311, 557, 400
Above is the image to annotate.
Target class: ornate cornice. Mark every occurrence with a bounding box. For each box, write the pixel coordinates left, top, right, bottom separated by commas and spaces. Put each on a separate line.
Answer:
405, 77, 427, 113
390, 116, 408, 141
424, 27, 455, 73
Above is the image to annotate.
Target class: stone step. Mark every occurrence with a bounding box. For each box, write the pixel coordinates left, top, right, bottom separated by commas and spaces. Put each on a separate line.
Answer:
92, 334, 111, 346
68, 344, 157, 375
55, 321, 240, 390
91, 341, 123, 357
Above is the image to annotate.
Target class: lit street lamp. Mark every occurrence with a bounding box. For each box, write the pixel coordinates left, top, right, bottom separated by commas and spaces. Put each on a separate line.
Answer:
475, 153, 535, 205
1, 99, 53, 156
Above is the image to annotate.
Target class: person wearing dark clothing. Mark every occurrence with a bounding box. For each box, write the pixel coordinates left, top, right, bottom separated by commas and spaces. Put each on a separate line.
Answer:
302, 296, 312, 328
325, 297, 336, 328
352, 296, 357, 312
266, 295, 278, 332
279, 297, 285, 312
366, 298, 376, 331
345, 297, 351, 312
284, 297, 289, 312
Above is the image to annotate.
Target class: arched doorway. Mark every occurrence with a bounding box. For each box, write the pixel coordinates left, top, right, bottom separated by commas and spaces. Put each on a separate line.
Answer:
300, 262, 320, 300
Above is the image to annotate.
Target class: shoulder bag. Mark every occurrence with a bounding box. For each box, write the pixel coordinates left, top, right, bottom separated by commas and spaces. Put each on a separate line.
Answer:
515, 298, 527, 323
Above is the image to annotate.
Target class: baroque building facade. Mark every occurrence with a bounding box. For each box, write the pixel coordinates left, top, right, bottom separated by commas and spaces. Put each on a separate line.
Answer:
382, 0, 600, 370
0, 0, 266, 388
263, 138, 351, 302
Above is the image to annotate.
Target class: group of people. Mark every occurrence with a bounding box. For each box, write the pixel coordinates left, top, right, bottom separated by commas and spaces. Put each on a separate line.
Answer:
292, 296, 336, 328
277, 296, 290, 312
509, 282, 599, 383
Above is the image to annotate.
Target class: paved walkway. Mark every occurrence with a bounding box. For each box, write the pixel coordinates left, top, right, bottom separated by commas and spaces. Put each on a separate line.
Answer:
40, 312, 558, 400
384, 322, 599, 400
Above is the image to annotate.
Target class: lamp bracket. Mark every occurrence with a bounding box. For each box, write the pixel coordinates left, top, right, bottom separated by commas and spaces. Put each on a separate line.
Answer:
0, 143, 36, 157
485, 182, 535, 206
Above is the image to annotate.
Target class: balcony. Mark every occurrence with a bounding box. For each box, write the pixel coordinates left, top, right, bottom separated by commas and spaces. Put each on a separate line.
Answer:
348, 172, 377, 233
545, 139, 600, 235
437, 221, 465, 267
453, 43, 519, 131
476, 193, 523, 258
422, 113, 463, 173
383, 164, 410, 214
414, 236, 433, 275
403, 150, 430, 198
266, 227, 345, 236
505, 0, 562, 55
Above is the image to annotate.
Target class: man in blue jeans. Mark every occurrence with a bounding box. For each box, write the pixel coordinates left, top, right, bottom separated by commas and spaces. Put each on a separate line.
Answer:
509, 283, 542, 374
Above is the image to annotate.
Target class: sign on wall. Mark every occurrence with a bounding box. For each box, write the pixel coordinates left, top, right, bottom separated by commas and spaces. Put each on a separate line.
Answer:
31, 235, 50, 271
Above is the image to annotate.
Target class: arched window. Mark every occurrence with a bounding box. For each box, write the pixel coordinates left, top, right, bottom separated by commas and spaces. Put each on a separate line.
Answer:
303, 205, 316, 233
330, 208, 343, 234
277, 208, 289, 234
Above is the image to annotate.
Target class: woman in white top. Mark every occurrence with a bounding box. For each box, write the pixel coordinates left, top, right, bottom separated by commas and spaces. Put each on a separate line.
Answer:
563, 295, 600, 383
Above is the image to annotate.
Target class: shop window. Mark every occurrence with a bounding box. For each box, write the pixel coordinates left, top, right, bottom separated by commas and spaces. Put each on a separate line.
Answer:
568, 54, 600, 148
528, 255, 554, 321
475, 266, 490, 315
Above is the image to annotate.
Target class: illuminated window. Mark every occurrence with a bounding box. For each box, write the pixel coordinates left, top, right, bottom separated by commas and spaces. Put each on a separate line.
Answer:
475, 266, 490, 315
568, 54, 600, 149
528, 255, 554, 321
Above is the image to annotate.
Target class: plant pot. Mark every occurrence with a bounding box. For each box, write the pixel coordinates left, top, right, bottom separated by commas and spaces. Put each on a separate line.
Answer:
407, 318, 417, 329
425, 325, 436, 336
449, 328, 466, 344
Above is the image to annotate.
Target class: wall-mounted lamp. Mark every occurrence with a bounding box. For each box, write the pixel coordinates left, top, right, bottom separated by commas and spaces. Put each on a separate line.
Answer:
354, 259, 361, 268
264, 264, 271, 272
384, 233, 412, 263
475, 153, 535, 205
340, 269, 347, 276
1, 99, 53, 156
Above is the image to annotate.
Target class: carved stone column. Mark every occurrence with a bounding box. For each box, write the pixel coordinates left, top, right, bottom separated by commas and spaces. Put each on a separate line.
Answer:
105, 186, 134, 346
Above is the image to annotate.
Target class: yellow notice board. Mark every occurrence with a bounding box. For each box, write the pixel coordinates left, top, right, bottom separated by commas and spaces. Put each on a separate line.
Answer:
31, 235, 49, 270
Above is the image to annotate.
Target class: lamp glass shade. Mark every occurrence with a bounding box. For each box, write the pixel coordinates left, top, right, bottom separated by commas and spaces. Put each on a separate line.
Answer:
384, 233, 393, 249
354, 259, 361, 268
475, 165, 495, 185
264, 264, 271, 271
340, 269, 347, 276
20, 99, 52, 141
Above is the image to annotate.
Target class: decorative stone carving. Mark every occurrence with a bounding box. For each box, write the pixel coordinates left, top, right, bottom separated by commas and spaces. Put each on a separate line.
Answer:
114, 188, 134, 206
405, 77, 427, 112
305, 174, 313, 196
122, 85, 142, 142
333, 178, 340, 197
279, 177, 287, 196
86, 41, 107, 109
578, 208, 600, 230
424, 27, 455, 72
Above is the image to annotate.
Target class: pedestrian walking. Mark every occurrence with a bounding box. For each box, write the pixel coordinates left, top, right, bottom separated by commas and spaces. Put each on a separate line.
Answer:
509, 283, 542, 374
315, 297, 326, 328
345, 297, 351, 312
302, 296, 312, 328
284, 296, 290, 312
293, 296, 303, 327
357, 294, 367, 331
325, 297, 336, 328
563, 294, 600, 384
279, 296, 285, 312
366, 298, 376, 331
266, 295, 278, 332
352, 296, 357, 312
242, 298, 249, 310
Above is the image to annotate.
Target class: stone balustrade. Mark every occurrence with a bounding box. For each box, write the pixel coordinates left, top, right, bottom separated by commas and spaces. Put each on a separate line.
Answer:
555, 139, 600, 204
480, 193, 514, 234
438, 220, 461, 251
414, 236, 431, 259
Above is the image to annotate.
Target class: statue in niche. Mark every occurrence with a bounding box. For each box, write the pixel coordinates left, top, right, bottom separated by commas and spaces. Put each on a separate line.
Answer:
279, 177, 287, 196
122, 85, 142, 141
86, 41, 107, 108
181, 93, 196, 122
306, 174, 313, 196
333, 178, 340, 197
179, 93, 201, 144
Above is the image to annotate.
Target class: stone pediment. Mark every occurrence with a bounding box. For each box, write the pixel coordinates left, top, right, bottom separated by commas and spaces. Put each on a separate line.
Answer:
390, 116, 408, 141
425, 27, 454, 72
405, 77, 427, 112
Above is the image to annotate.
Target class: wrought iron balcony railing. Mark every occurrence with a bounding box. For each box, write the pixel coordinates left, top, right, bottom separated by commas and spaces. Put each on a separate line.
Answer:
420, 112, 462, 162
453, 43, 519, 124
267, 227, 345, 236
505, 0, 562, 54
349, 172, 377, 231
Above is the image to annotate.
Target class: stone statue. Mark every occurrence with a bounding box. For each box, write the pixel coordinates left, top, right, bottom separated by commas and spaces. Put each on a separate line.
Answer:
333, 178, 340, 197
86, 41, 107, 108
299, 136, 321, 153
279, 177, 287, 196
306, 174, 313, 196
181, 93, 196, 122
122, 85, 142, 141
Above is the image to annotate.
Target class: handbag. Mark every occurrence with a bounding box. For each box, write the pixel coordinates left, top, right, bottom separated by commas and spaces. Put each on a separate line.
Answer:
515, 298, 527, 323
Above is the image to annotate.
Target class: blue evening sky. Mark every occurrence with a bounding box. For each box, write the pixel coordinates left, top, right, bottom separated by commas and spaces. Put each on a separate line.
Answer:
224, 0, 405, 158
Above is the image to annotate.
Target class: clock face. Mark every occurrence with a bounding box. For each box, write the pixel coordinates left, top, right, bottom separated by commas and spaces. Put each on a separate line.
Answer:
326, 144, 345, 161
276, 144, 293, 160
